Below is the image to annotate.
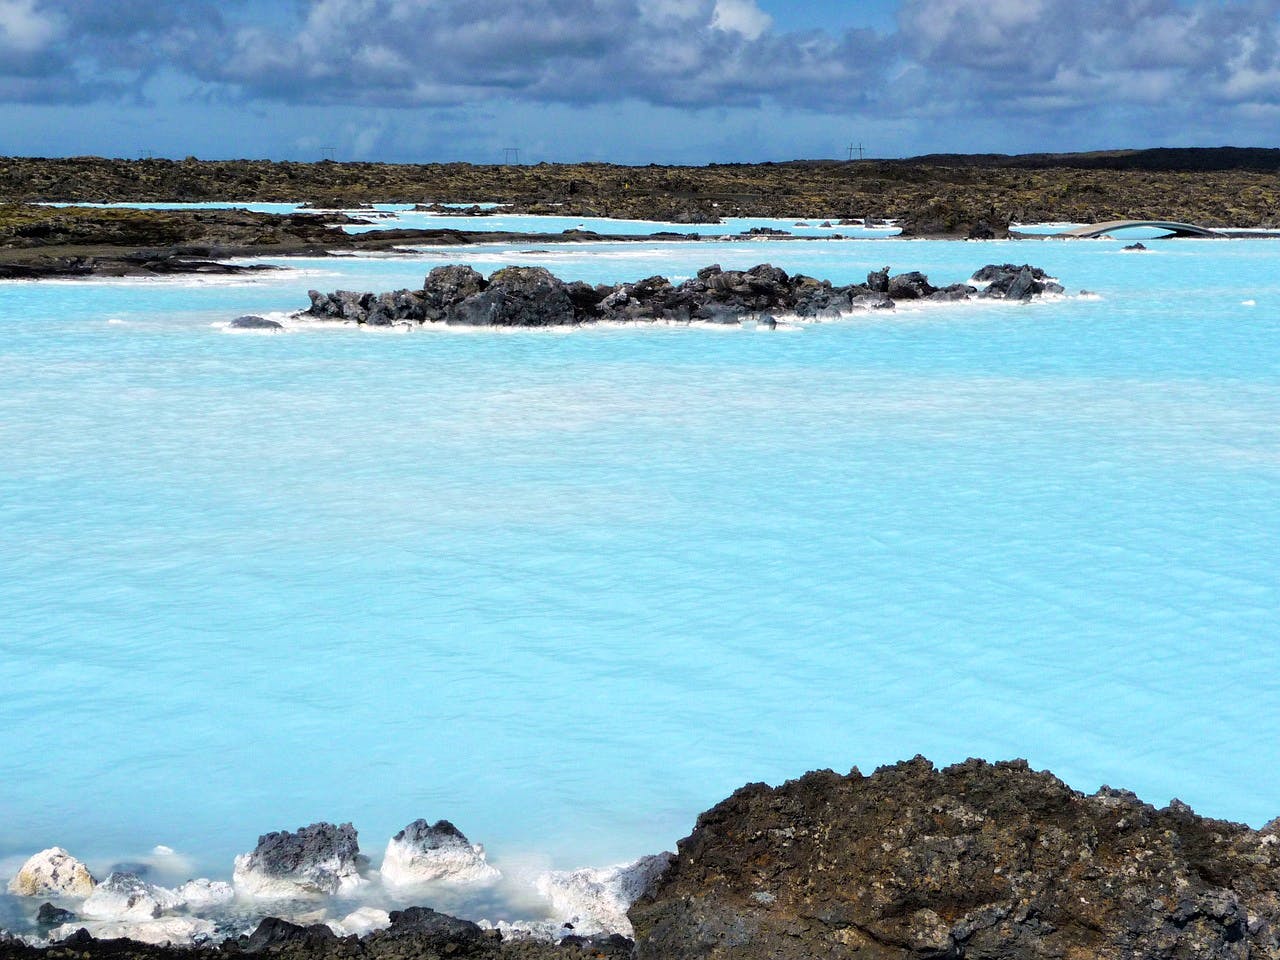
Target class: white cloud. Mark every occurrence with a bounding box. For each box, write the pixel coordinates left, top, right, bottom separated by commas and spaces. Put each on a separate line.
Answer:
0, 0, 61, 52
710, 0, 772, 40
7, 0, 1280, 158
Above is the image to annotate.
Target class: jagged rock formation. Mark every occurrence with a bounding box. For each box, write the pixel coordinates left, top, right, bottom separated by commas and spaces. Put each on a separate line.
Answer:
380, 820, 500, 887
630, 757, 1280, 960
6, 849, 96, 899
971, 263, 1063, 300
299, 262, 1060, 329
232, 823, 368, 898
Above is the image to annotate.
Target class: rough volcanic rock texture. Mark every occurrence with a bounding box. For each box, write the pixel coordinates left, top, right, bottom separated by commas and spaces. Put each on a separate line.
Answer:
630, 757, 1280, 960
233, 822, 367, 898
446, 266, 576, 326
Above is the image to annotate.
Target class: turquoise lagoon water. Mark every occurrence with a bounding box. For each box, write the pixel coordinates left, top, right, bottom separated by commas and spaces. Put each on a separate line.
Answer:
1, 231, 1279, 889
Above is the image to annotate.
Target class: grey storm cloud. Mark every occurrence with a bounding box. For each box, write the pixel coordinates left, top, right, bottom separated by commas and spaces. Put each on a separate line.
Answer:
4, 0, 1280, 121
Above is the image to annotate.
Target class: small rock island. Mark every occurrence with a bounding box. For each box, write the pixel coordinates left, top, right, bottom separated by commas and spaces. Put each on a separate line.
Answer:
278, 262, 1063, 330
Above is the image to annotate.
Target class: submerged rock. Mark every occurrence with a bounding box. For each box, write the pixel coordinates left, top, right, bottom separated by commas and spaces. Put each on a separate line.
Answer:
232, 822, 368, 898
227, 315, 283, 330
536, 853, 673, 937
33, 904, 74, 929
6, 849, 96, 899
380, 819, 500, 887
630, 757, 1280, 960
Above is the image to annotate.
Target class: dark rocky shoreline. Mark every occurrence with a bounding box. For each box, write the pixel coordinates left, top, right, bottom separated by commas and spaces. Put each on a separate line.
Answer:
4, 150, 1280, 229
5, 757, 1278, 960
0, 205, 724, 280
279, 263, 1062, 331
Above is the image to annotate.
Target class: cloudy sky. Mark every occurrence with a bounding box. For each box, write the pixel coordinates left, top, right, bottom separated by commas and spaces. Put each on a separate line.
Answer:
3, 0, 1280, 163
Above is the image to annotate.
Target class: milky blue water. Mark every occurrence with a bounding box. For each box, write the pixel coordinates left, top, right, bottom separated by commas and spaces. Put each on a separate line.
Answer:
2, 227, 1279, 888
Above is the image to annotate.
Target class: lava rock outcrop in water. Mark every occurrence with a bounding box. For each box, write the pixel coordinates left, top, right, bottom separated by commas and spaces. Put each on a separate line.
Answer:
232, 823, 368, 898
300, 262, 1062, 328
630, 757, 1280, 960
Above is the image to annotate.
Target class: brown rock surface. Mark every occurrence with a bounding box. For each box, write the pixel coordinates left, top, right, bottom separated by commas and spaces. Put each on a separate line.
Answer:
630, 757, 1280, 959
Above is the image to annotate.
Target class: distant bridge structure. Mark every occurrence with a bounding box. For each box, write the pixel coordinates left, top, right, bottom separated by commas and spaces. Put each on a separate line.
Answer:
1054, 220, 1226, 239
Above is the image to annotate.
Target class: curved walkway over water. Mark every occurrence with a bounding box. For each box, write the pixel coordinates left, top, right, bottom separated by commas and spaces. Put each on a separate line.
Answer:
1055, 220, 1226, 239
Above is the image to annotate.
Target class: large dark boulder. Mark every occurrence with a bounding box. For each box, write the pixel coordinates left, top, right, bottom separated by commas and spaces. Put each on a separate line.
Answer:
233, 822, 366, 897
972, 264, 1063, 300
243, 917, 338, 953
383, 906, 485, 943
565, 280, 606, 318
34, 903, 75, 928
886, 271, 937, 300
364, 290, 424, 326
305, 290, 373, 323
630, 757, 1280, 960
447, 266, 577, 326
791, 275, 843, 318
422, 265, 487, 322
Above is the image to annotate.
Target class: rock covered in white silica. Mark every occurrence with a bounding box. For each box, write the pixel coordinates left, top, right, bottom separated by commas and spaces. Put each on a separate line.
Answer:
49, 917, 215, 946
233, 822, 368, 898
380, 819, 500, 887
173, 878, 235, 909
81, 872, 182, 921
535, 853, 673, 937
326, 907, 392, 937
7, 848, 97, 899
